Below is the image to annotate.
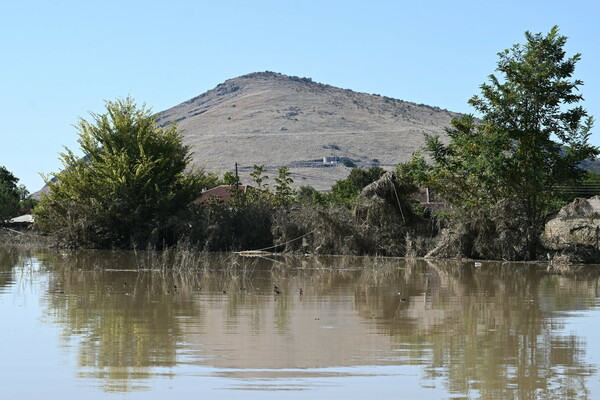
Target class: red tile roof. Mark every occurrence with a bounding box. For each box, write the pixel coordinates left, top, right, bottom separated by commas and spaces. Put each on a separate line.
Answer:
194, 185, 251, 205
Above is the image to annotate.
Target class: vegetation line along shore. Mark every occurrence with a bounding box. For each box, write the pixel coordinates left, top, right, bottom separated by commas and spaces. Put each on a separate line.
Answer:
2, 26, 600, 266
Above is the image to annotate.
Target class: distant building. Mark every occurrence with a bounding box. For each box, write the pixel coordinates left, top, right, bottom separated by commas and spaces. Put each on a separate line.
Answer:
194, 185, 252, 205
323, 156, 339, 164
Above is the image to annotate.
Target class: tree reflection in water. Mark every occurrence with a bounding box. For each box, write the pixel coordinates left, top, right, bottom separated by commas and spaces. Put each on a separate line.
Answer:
14, 249, 600, 397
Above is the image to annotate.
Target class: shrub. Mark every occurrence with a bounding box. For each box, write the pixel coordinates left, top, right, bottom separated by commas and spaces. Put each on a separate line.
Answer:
35, 97, 210, 249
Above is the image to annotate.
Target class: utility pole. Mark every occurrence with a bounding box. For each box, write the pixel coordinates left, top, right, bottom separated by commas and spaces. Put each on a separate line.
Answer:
235, 162, 239, 189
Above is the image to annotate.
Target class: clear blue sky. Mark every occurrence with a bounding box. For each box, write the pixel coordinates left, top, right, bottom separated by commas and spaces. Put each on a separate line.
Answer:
1, 0, 599, 192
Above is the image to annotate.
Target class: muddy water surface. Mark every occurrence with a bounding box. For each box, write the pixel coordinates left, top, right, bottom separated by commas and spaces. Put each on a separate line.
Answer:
1, 247, 599, 399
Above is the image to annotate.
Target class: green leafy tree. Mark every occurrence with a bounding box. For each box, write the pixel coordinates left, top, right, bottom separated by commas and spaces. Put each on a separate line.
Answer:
247, 164, 271, 203
296, 185, 326, 205
0, 166, 21, 223
216, 171, 244, 206
395, 153, 429, 190
327, 166, 386, 207
250, 164, 269, 190
422, 114, 509, 207
0, 167, 19, 190
16, 185, 37, 211
222, 171, 239, 186
346, 166, 385, 189
35, 97, 210, 248
0, 167, 37, 223
422, 26, 598, 258
273, 167, 295, 206
327, 179, 359, 208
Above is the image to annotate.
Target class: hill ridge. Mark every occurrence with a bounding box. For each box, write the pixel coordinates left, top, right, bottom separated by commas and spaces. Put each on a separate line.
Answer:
154, 71, 459, 190
30, 71, 600, 199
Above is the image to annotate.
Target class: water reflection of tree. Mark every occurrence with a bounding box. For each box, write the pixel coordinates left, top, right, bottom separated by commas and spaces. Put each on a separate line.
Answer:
32, 250, 600, 397
39, 250, 204, 392
37, 253, 394, 387
353, 259, 599, 400
0, 247, 20, 288
0, 246, 43, 289
36, 252, 316, 391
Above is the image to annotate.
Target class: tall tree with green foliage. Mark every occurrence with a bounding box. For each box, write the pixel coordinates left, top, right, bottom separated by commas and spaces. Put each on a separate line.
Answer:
296, 185, 326, 205
250, 164, 269, 190
35, 97, 210, 248
422, 26, 598, 259
0, 166, 21, 223
327, 166, 386, 207
273, 167, 295, 206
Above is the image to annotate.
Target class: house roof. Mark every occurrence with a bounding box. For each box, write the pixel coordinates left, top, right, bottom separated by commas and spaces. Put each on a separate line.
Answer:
194, 185, 251, 204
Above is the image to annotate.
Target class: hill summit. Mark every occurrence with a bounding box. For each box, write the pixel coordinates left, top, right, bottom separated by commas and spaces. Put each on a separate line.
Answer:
156, 71, 459, 190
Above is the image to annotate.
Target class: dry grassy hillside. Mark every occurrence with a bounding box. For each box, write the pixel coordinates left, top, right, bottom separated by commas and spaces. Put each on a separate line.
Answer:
31, 72, 600, 199
156, 71, 459, 190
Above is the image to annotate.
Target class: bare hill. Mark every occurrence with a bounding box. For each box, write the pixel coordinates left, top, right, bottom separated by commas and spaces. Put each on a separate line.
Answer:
156, 71, 459, 190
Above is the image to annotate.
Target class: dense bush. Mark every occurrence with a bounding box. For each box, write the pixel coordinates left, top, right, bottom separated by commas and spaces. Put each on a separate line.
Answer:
185, 200, 275, 252
271, 204, 375, 255
0, 166, 33, 224
34, 97, 211, 249
0, 166, 21, 223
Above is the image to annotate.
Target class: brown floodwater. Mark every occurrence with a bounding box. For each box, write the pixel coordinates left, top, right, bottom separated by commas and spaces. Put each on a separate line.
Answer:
1, 247, 599, 399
